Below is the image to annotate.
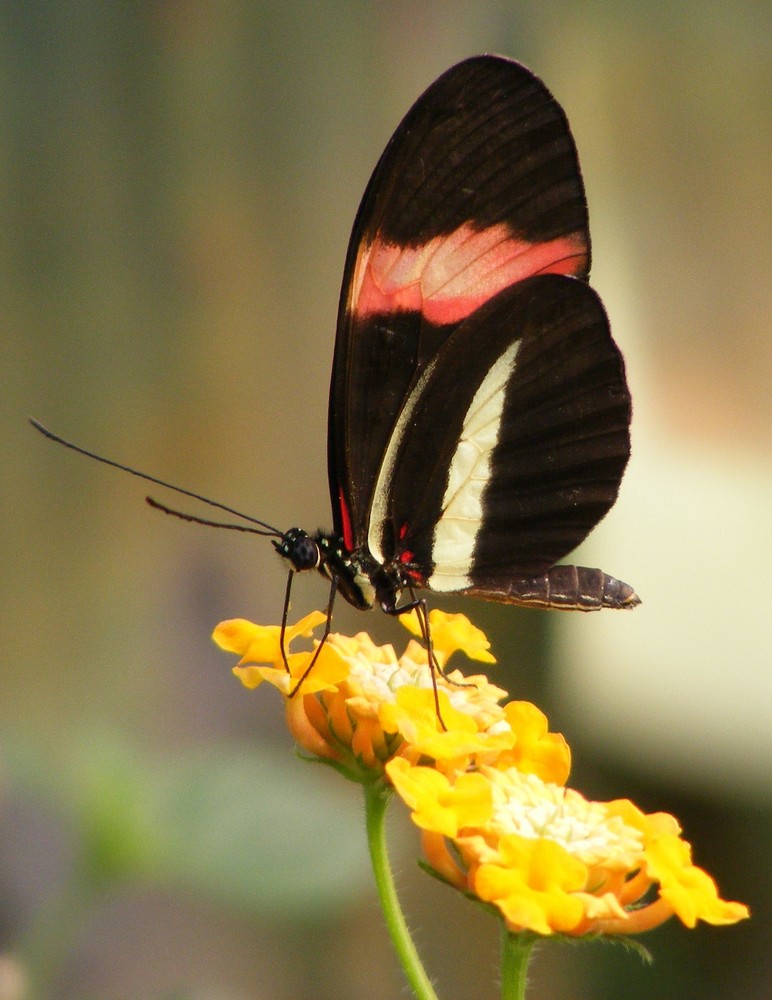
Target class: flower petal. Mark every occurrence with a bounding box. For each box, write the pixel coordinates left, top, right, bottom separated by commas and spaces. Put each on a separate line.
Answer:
645, 835, 750, 927
474, 835, 587, 935
492, 702, 571, 784
386, 758, 492, 837
400, 609, 496, 664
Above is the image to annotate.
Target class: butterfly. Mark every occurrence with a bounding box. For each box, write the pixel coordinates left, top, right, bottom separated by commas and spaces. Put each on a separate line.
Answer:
32, 55, 638, 674
275, 55, 638, 631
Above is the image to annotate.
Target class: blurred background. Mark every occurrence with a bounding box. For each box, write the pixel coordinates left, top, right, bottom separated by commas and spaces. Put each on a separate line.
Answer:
2, 3, 769, 998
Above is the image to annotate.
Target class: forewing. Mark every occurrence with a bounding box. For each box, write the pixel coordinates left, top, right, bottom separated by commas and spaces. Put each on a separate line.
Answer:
327, 56, 591, 549
365, 275, 631, 592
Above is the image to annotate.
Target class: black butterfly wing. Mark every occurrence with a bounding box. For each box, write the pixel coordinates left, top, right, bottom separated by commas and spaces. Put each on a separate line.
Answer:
363, 274, 631, 602
328, 56, 591, 551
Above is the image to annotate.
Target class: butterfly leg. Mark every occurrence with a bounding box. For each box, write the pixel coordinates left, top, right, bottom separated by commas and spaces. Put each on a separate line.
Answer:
278, 569, 296, 673
287, 574, 338, 697
385, 591, 446, 730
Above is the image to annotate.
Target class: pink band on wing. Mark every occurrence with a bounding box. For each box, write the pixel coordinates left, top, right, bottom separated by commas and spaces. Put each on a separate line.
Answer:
351, 222, 587, 325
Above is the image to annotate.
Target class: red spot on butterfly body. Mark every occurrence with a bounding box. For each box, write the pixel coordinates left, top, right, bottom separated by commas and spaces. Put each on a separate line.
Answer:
338, 487, 355, 551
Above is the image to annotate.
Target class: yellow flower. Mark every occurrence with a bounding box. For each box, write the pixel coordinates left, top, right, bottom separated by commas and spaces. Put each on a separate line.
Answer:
213, 609, 566, 783
215, 609, 748, 940
388, 761, 749, 937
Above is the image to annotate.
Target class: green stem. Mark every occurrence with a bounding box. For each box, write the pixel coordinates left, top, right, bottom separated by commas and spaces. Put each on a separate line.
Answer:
364, 780, 439, 1000
500, 929, 536, 1000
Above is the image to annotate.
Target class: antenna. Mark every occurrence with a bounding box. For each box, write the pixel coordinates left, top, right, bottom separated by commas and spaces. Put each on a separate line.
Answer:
29, 418, 283, 537
145, 496, 281, 537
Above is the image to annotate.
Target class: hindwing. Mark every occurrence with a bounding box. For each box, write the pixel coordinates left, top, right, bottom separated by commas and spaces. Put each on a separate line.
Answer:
364, 275, 630, 590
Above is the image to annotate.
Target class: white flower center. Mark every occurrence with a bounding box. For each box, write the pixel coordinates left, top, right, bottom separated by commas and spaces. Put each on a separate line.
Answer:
489, 771, 643, 867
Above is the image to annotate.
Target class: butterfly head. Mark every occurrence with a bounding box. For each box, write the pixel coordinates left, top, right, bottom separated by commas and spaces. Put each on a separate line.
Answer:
273, 527, 321, 572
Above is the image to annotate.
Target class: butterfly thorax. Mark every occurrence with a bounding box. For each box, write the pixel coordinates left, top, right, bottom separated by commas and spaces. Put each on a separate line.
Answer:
317, 533, 380, 610
275, 527, 396, 612
319, 535, 411, 613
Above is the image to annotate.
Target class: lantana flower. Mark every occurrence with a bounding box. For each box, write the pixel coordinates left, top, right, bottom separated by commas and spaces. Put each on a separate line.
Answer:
213, 609, 568, 783
386, 758, 749, 937
214, 609, 749, 999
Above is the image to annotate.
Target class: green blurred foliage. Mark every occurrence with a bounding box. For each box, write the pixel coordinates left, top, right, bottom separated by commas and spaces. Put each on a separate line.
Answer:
6, 729, 370, 915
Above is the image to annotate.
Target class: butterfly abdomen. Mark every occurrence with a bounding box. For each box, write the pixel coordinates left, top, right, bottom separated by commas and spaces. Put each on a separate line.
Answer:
467, 564, 640, 611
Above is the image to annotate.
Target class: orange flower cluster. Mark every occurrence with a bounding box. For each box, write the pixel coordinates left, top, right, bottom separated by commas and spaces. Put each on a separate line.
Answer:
214, 610, 749, 937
